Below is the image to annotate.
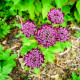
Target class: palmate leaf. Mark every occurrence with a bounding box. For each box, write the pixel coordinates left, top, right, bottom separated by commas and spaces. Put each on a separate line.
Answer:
76, 0, 80, 15
42, 4, 53, 19
20, 36, 37, 55
35, 1, 42, 16
14, 0, 20, 5
27, 0, 35, 20
0, 45, 17, 80
55, 0, 68, 8
62, 5, 71, 15
74, 11, 80, 23
42, 0, 53, 19
0, 23, 10, 39
72, 72, 78, 80
74, 31, 80, 37
20, 0, 28, 11
33, 68, 40, 74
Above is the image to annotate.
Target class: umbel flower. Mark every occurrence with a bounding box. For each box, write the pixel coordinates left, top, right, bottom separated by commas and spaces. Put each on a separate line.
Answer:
21, 21, 36, 38
56, 27, 69, 42
47, 8, 65, 24
24, 49, 44, 69
35, 25, 57, 48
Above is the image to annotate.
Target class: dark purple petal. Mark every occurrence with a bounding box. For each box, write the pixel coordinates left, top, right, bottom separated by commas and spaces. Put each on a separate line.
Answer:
56, 27, 70, 42
21, 21, 36, 38
24, 49, 44, 69
47, 8, 65, 24
35, 25, 57, 48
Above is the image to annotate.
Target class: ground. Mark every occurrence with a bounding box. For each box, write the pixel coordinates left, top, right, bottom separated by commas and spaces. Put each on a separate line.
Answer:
0, 20, 80, 80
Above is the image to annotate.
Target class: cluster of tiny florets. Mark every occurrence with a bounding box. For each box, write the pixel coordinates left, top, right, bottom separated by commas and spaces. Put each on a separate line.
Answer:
47, 8, 65, 24
56, 27, 69, 42
21, 21, 36, 38
35, 25, 57, 47
24, 49, 44, 69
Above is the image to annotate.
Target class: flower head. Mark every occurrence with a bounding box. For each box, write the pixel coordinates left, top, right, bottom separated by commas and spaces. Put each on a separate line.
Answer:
47, 8, 65, 24
21, 21, 36, 38
24, 49, 44, 69
56, 27, 69, 42
35, 25, 57, 48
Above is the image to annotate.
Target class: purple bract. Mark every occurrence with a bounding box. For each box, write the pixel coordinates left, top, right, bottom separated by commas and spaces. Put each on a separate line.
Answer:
24, 49, 44, 69
21, 21, 36, 38
56, 27, 69, 42
35, 25, 57, 48
47, 8, 65, 24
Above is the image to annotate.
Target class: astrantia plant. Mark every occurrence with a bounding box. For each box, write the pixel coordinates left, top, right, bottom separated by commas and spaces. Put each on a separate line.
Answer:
20, 7, 71, 74
21, 21, 36, 38
35, 25, 57, 48
47, 8, 65, 24
56, 27, 70, 42
24, 49, 44, 69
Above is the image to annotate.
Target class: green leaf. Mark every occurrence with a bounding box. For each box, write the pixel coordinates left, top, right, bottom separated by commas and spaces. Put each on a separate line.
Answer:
20, 1, 28, 11
60, 21, 67, 27
14, 0, 20, 5
62, 5, 70, 15
74, 31, 80, 37
25, 66, 31, 70
68, 0, 75, 5
9, 54, 17, 60
78, 75, 80, 80
35, 1, 42, 13
33, 68, 40, 74
74, 11, 80, 23
64, 15, 73, 21
2, 64, 13, 75
15, 31, 24, 38
28, 0, 35, 20
55, 0, 68, 8
42, 63, 46, 67
45, 54, 55, 63
63, 41, 71, 49
42, 4, 53, 19
76, 0, 80, 15
72, 72, 78, 80
42, 0, 53, 4
15, 24, 22, 28
72, 52, 77, 56
2, 49, 11, 60
54, 42, 64, 52
0, 74, 11, 80
78, 68, 80, 72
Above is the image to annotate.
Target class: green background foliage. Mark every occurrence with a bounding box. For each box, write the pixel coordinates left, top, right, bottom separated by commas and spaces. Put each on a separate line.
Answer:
0, 0, 80, 39
0, 45, 17, 80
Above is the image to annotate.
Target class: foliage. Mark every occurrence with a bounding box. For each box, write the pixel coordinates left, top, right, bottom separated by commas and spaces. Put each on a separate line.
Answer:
0, 45, 17, 80
74, 31, 80, 37
0, 0, 80, 39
